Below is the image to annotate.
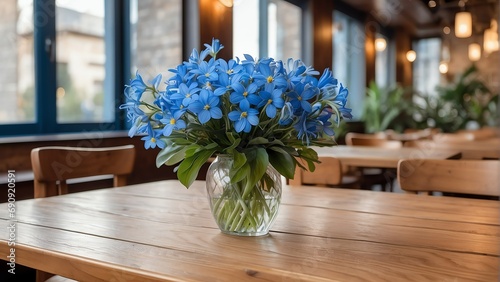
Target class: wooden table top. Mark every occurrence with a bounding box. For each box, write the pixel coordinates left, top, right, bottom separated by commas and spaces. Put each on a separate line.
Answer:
312, 145, 462, 168
0, 180, 498, 281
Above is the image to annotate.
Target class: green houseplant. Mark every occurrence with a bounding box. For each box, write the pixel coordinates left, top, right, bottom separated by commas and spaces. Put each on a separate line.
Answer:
413, 65, 498, 132
362, 81, 414, 133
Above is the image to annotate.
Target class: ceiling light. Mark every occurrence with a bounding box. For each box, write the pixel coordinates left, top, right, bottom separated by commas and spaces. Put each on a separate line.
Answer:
468, 43, 481, 61
443, 26, 451, 35
483, 19, 499, 54
455, 11, 472, 38
428, 0, 437, 8
219, 0, 233, 7
375, 38, 387, 52
406, 50, 416, 62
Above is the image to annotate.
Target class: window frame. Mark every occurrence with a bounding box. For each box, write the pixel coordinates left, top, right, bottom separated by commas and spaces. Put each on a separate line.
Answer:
0, 0, 130, 137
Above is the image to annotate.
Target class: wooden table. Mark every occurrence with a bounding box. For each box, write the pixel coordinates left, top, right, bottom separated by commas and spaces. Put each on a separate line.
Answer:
1, 180, 498, 281
312, 145, 462, 168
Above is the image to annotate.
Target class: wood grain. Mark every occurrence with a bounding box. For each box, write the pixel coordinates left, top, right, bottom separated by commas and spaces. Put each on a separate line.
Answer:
0, 181, 498, 281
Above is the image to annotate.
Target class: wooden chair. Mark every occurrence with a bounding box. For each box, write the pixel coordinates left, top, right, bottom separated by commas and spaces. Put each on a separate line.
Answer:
350, 137, 403, 148
30, 145, 136, 282
347, 135, 403, 192
289, 157, 360, 188
344, 132, 387, 146
432, 132, 474, 143
458, 127, 498, 140
398, 159, 500, 198
31, 145, 136, 198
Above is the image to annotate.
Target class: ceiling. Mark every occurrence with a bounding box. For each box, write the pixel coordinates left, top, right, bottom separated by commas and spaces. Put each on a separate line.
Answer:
340, 0, 499, 38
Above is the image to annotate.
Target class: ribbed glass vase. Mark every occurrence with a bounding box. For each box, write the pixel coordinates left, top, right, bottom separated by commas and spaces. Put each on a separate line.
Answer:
206, 155, 282, 236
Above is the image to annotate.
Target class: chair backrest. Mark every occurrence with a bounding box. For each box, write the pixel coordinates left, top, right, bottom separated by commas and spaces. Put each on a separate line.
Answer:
31, 145, 136, 198
344, 132, 386, 146
432, 132, 474, 143
458, 127, 498, 140
398, 159, 500, 197
289, 157, 343, 186
350, 137, 403, 149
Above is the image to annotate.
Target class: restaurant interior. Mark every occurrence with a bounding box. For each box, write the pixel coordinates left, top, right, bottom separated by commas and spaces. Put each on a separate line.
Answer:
0, 0, 499, 281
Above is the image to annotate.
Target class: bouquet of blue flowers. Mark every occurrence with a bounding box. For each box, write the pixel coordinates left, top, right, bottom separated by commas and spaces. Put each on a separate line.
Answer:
121, 38, 352, 189
122, 38, 352, 235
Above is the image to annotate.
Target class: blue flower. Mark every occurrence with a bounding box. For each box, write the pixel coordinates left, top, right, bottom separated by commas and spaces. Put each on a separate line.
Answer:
160, 114, 186, 137
230, 82, 260, 108
205, 38, 224, 58
191, 59, 218, 90
141, 126, 166, 149
288, 82, 316, 113
228, 103, 259, 133
170, 83, 200, 107
294, 112, 318, 145
188, 89, 222, 124
258, 83, 285, 118
128, 71, 148, 100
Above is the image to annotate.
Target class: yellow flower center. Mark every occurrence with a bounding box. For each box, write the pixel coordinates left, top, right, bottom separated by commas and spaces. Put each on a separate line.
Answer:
170, 118, 176, 125
241, 112, 248, 118
298, 96, 302, 101
267, 99, 273, 104
151, 137, 156, 143
186, 93, 191, 98
227, 69, 233, 74
205, 73, 210, 77
243, 91, 248, 97
204, 104, 211, 110
267, 76, 273, 83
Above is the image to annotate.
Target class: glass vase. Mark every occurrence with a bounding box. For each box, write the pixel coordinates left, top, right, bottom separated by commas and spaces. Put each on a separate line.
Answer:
206, 155, 282, 236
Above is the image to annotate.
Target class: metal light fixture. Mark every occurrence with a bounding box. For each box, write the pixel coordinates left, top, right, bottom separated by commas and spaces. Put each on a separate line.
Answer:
468, 43, 481, 61
455, 11, 472, 38
375, 38, 387, 52
219, 0, 233, 7
406, 50, 416, 62
483, 19, 499, 54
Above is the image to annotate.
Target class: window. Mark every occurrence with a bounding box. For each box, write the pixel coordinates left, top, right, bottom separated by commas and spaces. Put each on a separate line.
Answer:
130, 0, 182, 80
0, 0, 35, 124
233, 0, 302, 61
413, 38, 441, 96
0, 0, 119, 136
56, 1, 108, 123
375, 34, 396, 89
332, 10, 365, 120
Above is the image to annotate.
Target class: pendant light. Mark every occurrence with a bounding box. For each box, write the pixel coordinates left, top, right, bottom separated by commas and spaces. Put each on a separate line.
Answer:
455, 0, 472, 38
483, 19, 499, 54
468, 43, 481, 61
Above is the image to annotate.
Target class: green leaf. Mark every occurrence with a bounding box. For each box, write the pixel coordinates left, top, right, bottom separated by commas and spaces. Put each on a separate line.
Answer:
156, 145, 188, 167
225, 138, 241, 152
248, 137, 270, 146
232, 150, 247, 171
242, 148, 269, 198
177, 148, 216, 188
268, 146, 295, 179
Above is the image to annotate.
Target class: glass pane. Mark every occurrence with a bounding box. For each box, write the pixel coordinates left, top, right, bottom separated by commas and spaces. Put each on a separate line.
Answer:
0, 0, 35, 124
375, 34, 389, 88
333, 10, 365, 120
233, 0, 259, 59
268, 0, 301, 61
130, 0, 182, 81
56, 0, 109, 123
413, 38, 441, 96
